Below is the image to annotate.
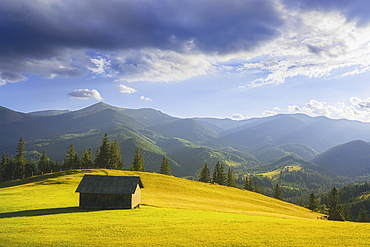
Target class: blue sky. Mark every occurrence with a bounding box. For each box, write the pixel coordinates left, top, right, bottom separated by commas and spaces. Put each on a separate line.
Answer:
1, 0, 370, 121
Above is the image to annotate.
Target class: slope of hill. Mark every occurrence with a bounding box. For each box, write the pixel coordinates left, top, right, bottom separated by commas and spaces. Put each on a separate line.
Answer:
278, 143, 319, 160
149, 118, 218, 143
28, 110, 71, 116
311, 140, 370, 178
2, 169, 370, 246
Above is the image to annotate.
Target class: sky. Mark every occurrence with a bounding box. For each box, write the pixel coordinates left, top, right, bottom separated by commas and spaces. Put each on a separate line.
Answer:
2, 0, 370, 121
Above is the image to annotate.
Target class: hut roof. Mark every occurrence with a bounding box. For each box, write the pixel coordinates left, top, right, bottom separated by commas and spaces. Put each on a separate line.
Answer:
328, 210, 345, 221
75, 175, 144, 195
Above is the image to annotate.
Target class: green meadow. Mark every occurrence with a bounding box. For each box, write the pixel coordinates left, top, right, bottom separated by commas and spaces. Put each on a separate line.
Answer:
1, 169, 370, 246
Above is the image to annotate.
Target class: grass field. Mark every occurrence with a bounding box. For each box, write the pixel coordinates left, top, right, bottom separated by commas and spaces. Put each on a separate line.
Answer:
1, 169, 370, 246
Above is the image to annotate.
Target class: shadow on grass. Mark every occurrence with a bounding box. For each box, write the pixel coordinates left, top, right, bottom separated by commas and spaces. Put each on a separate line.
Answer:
0, 207, 100, 219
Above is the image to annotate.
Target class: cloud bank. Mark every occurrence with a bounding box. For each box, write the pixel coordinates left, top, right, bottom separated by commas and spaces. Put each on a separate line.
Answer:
1, 0, 370, 89
288, 97, 370, 122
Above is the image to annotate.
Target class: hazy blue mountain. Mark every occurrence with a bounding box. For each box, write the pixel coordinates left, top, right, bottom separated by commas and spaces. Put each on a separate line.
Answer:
149, 118, 218, 143
120, 108, 177, 126
4, 102, 370, 178
192, 117, 248, 132
311, 140, 370, 178
28, 110, 71, 116
209, 114, 370, 153
277, 143, 319, 161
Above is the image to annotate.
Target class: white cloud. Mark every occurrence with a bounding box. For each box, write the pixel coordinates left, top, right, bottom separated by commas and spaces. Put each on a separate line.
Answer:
273, 107, 281, 111
140, 96, 152, 101
118, 84, 137, 94
288, 100, 331, 117
288, 98, 370, 121
231, 113, 248, 120
68, 89, 103, 100
238, 9, 370, 87
350, 96, 370, 109
89, 57, 112, 76
262, 110, 278, 116
113, 49, 214, 83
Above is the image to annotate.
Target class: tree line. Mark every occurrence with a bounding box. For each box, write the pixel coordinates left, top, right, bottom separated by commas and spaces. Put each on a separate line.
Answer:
0, 135, 172, 181
307, 186, 369, 222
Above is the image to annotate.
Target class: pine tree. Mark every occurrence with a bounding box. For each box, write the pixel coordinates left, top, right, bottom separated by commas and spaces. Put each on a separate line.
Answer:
243, 176, 249, 190
108, 140, 123, 169
160, 156, 171, 175
81, 149, 93, 168
95, 133, 110, 168
25, 160, 37, 176
3, 154, 14, 179
212, 161, 220, 184
199, 163, 210, 182
226, 168, 237, 187
357, 205, 367, 222
94, 147, 100, 168
131, 147, 145, 171
0, 151, 6, 179
212, 161, 226, 185
308, 190, 318, 211
254, 179, 261, 193
249, 177, 253, 191
63, 144, 78, 169
38, 149, 50, 173
343, 203, 352, 221
328, 186, 339, 215
14, 137, 25, 176
273, 183, 283, 200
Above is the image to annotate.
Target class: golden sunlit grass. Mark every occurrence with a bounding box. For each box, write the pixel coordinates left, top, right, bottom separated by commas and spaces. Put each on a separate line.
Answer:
258, 165, 302, 179
0, 169, 370, 246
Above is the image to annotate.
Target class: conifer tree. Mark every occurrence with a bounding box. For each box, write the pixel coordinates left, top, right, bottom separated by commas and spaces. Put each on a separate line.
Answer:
63, 144, 79, 169
357, 205, 367, 222
108, 140, 123, 169
243, 176, 250, 190
14, 137, 25, 176
343, 203, 352, 221
0, 151, 6, 179
254, 179, 261, 193
328, 186, 339, 215
38, 149, 50, 173
3, 154, 14, 179
226, 168, 237, 187
212, 161, 226, 185
81, 148, 94, 168
212, 161, 220, 184
199, 163, 210, 182
308, 190, 318, 211
131, 147, 145, 171
94, 147, 100, 167
25, 160, 37, 176
160, 156, 171, 175
273, 183, 283, 200
249, 177, 253, 191
95, 133, 110, 168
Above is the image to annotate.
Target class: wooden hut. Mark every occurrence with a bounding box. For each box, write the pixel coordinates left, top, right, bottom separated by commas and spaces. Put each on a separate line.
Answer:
75, 175, 144, 209
328, 210, 345, 221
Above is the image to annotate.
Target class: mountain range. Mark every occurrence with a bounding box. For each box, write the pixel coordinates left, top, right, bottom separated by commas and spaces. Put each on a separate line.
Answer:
2, 102, 370, 179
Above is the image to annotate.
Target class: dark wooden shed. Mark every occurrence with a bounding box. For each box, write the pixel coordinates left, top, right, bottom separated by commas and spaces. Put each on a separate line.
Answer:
75, 175, 144, 209
328, 210, 345, 221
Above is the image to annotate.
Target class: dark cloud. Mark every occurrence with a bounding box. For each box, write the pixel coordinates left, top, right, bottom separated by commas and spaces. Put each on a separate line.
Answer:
0, 0, 283, 55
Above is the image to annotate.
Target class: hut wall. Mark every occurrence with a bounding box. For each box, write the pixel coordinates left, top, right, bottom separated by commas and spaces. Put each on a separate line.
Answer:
80, 193, 133, 209
131, 184, 141, 208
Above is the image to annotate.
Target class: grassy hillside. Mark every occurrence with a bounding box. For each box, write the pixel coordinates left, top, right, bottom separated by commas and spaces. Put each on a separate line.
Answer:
1, 170, 370, 246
